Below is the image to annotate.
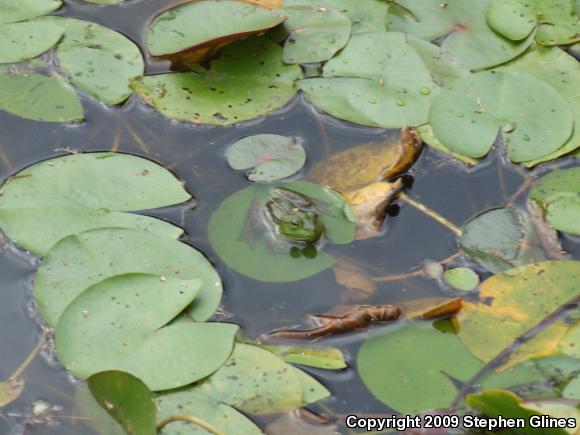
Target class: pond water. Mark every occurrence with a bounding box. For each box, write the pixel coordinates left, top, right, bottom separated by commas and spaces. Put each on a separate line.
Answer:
0, 1, 579, 434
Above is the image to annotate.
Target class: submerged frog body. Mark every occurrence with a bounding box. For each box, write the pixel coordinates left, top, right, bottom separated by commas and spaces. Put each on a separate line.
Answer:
264, 187, 323, 244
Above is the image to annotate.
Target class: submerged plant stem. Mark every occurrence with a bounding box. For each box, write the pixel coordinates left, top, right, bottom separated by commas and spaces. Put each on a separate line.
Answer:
399, 193, 462, 236
450, 294, 580, 409
156, 414, 225, 435
372, 251, 460, 282
8, 332, 47, 380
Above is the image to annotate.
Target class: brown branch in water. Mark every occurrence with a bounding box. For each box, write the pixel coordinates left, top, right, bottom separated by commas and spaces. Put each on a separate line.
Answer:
373, 251, 461, 282
264, 305, 401, 340
526, 199, 566, 259
110, 123, 121, 153
504, 177, 536, 206
450, 294, 580, 409
156, 414, 225, 435
399, 193, 462, 236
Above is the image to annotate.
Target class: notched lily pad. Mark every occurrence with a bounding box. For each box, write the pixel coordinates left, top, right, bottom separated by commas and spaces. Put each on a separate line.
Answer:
0, 0, 62, 24
0, 153, 191, 256
56, 273, 238, 391
227, 134, 306, 182
147, 0, 285, 57
0, 60, 83, 122
443, 267, 480, 291
529, 167, 580, 236
132, 37, 301, 126
0, 20, 64, 64
35, 227, 221, 327
487, 0, 580, 45
429, 71, 574, 162
299, 32, 440, 128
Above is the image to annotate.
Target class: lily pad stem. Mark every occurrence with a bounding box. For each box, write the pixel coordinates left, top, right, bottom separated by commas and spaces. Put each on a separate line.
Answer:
372, 251, 460, 282
9, 331, 47, 380
398, 193, 462, 236
450, 294, 580, 409
156, 414, 225, 435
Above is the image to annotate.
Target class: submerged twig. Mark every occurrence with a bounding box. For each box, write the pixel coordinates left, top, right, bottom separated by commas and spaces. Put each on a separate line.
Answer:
264, 305, 401, 340
373, 251, 460, 282
399, 193, 462, 236
156, 414, 225, 435
450, 294, 580, 409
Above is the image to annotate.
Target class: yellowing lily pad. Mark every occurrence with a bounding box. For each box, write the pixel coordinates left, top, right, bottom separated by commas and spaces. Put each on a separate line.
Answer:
529, 167, 580, 236
559, 323, 580, 358
132, 37, 301, 126
429, 71, 574, 162
0, 153, 190, 256
34, 228, 221, 327
147, 0, 285, 57
487, 0, 580, 45
56, 273, 238, 391
0, 20, 64, 64
456, 261, 580, 368
299, 32, 440, 128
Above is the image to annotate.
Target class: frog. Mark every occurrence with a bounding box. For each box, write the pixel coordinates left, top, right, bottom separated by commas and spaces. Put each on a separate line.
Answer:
263, 186, 323, 244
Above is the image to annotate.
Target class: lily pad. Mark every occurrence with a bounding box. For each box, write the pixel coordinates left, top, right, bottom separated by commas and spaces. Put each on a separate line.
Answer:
0, 153, 191, 256
56, 273, 238, 391
443, 267, 480, 291
559, 323, 580, 358
0, 20, 64, 64
262, 344, 347, 369
429, 71, 574, 162
132, 37, 301, 126
389, 0, 535, 70
88, 371, 157, 435
357, 321, 482, 414
487, 0, 580, 45
275, 6, 351, 64
0, 0, 61, 24
157, 389, 262, 435
208, 181, 355, 282
460, 207, 547, 273
417, 125, 479, 166
496, 48, 580, 166
0, 60, 83, 122
170, 343, 329, 414
38, 16, 144, 105
226, 134, 306, 182
147, 0, 285, 57
529, 168, 580, 236
299, 32, 440, 128
283, 0, 388, 33
35, 228, 222, 327
456, 261, 580, 367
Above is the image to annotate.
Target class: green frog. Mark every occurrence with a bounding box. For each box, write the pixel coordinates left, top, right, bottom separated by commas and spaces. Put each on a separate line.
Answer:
264, 187, 323, 244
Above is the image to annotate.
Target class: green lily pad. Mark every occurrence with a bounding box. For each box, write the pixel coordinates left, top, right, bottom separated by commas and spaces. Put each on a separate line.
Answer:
132, 37, 301, 126
208, 181, 355, 282
169, 343, 329, 415
389, 0, 534, 70
563, 375, 580, 399
74, 385, 126, 435
0, 20, 64, 64
88, 371, 157, 435
226, 134, 306, 182
496, 48, 580, 167
467, 389, 570, 435
56, 273, 238, 391
487, 0, 580, 45
429, 71, 574, 162
262, 344, 347, 370
357, 321, 483, 414
0, 0, 61, 24
38, 16, 144, 105
460, 208, 547, 273
275, 6, 351, 64
529, 168, 580, 236
417, 124, 479, 166
299, 32, 440, 128
147, 0, 284, 57
283, 0, 388, 33
457, 261, 580, 366
157, 389, 262, 435
443, 267, 480, 291
34, 228, 221, 327
0, 153, 191, 256
559, 323, 580, 358
0, 60, 83, 122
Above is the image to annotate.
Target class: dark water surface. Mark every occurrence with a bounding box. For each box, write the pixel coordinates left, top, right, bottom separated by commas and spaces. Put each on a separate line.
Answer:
1, 1, 579, 434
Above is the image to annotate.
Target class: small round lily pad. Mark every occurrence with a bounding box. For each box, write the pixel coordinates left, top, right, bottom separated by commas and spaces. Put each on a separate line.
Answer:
443, 267, 480, 291
226, 134, 306, 182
